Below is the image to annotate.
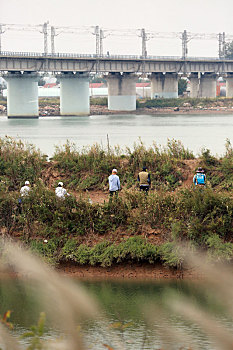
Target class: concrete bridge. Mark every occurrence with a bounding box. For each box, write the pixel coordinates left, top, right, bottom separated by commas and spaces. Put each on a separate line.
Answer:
1, 51, 233, 117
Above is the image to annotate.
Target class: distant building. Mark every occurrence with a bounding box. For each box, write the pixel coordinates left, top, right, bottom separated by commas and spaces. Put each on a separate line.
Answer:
216, 79, 226, 97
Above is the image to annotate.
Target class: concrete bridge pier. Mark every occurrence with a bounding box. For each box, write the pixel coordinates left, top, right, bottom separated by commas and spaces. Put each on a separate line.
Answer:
226, 74, 233, 97
189, 73, 200, 98
150, 73, 178, 99
59, 73, 90, 115
199, 73, 217, 98
106, 73, 137, 111
5, 72, 39, 118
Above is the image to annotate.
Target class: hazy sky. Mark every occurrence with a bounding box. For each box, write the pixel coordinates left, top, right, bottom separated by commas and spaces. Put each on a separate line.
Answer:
1, 0, 233, 57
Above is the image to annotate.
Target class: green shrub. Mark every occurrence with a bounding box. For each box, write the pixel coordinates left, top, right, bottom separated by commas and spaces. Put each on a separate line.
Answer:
0, 193, 17, 234
90, 97, 108, 106
115, 237, 158, 264
206, 234, 233, 262
158, 242, 184, 268
199, 144, 233, 190
0, 137, 46, 190
172, 188, 233, 242
60, 237, 160, 267
30, 238, 61, 265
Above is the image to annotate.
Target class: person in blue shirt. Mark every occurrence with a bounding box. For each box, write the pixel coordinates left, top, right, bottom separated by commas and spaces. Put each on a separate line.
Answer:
108, 168, 120, 196
193, 167, 206, 186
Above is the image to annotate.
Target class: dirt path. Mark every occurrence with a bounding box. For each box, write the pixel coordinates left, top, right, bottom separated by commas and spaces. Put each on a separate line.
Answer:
41, 159, 200, 205
81, 159, 200, 204
181, 159, 200, 188
86, 191, 108, 204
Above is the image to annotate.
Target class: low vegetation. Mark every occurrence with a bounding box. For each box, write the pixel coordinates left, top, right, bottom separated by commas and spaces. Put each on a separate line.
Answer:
137, 96, 233, 109
0, 136, 232, 269
51, 138, 194, 191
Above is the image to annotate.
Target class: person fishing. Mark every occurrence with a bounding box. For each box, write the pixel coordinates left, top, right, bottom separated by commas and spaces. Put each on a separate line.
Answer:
193, 167, 206, 187
108, 169, 120, 197
137, 166, 151, 194
55, 182, 70, 199
19, 180, 31, 203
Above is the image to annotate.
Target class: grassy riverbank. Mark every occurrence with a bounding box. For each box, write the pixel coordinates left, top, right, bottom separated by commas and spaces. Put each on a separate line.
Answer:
0, 137, 232, 272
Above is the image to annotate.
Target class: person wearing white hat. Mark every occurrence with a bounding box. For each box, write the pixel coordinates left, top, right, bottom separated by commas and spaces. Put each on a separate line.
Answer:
20, 180, 31, 198
108, 169, 120, 197
55, 181, 70, 199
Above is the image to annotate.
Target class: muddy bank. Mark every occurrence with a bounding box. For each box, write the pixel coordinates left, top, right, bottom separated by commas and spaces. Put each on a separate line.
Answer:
0, 262, 201, 280
1, 103, 233, 117
57, 262, 202, 280
90, 105, 233, 115
40, 105, 233, 116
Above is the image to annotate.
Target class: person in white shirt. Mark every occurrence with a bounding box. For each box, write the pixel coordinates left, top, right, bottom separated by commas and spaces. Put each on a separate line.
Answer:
20, 180, 31, 197
108, 169, 120, 197
55, 182, 70, 199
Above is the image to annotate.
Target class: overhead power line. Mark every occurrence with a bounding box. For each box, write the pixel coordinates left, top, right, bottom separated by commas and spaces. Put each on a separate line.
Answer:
1, 23, 233, 58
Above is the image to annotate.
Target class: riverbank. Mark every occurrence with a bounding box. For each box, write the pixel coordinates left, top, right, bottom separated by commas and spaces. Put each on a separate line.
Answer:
58, 262, 201, 279
1, 96, 233, 116
0, 137, 232, 278
90, 105, 233, 115
1, 105, 232, 117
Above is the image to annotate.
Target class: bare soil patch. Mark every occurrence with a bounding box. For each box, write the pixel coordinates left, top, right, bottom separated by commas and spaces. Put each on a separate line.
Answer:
57, 262, 201, 280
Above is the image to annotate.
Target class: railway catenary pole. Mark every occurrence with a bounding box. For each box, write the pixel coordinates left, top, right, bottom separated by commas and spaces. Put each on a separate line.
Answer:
218, 33, 223, 58
42, 21, 49, 55
139, 28, 150, 77
182, 30, 188, 60
51, 26, 55, 54
100, 29, 106, 57
94, 25, 100, 57
93, 25, 100, 73
0, 24, 4, 53
222, 32, 226, 58
140, 28, 148, 58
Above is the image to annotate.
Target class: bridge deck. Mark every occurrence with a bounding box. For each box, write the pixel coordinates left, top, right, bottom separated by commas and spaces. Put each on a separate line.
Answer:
1, 51, 233, 74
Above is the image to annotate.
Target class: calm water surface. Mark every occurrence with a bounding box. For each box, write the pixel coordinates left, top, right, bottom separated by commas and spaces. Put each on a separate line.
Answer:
0, 279, 232, 349
0, 114, 233, 156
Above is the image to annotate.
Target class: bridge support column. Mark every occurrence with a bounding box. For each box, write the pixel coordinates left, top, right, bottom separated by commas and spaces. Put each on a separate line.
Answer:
199, 73, 217, 98
226, 74, 233, 97
107, 73, 137, 111
150, 73, 178, 99
189, 73, 200, 98
59, 73, 90, 116
5, 72, 39, 118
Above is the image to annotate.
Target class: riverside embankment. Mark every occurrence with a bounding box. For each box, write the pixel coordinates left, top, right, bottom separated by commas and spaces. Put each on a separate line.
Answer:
0, 137, 232, 278
1, 96, 233, 116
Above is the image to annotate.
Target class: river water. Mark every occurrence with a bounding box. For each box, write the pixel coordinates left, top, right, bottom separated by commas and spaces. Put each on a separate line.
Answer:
0, 279, 232, 350
0, 113, 233, 157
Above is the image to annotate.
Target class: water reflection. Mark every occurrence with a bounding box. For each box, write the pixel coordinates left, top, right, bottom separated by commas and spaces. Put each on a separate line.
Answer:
0, 279, 232, 349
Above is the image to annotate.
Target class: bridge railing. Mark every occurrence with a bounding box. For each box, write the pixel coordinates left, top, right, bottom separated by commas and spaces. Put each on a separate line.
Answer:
0, 51, 223, 61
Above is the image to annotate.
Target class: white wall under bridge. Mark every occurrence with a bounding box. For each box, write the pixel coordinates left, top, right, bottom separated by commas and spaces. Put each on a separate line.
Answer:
3, 86, 151, 99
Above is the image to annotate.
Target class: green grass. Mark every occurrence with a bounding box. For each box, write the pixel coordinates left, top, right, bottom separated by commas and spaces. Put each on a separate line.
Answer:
136, 97, 233, 109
